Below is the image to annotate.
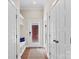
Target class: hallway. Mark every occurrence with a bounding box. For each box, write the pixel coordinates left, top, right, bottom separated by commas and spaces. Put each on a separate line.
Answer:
8, 0, 71, 59
21, 48, 48, 59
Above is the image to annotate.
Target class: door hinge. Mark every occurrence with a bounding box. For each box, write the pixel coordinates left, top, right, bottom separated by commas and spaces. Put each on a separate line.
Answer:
49, 16, 50, 19
70, 37, 71, 44
16, 14, 17, 19
16, 35, 17, 38
16, 54, 18, 59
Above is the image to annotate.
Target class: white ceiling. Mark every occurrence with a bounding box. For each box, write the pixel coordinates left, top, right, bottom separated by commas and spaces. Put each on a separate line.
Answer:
20, 0, 46, 9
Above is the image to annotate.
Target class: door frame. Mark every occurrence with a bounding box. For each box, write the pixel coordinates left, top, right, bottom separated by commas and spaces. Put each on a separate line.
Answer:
28, 20, 42, 47
31, 23, 39, 42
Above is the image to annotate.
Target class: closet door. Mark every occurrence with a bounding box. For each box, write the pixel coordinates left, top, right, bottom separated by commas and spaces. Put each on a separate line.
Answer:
49, 0, 71, 59
8, 1, 17, 59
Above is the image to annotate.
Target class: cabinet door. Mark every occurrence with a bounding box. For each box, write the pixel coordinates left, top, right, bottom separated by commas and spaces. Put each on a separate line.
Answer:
8, 1, 16, 59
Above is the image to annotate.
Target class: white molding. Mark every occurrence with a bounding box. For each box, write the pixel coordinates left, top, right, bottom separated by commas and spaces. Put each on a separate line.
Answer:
20, 14, 24, 20
8, 0, 17, 9
20, 44, 27, 57
21, 7, 43, 11
50, 0, 59, 9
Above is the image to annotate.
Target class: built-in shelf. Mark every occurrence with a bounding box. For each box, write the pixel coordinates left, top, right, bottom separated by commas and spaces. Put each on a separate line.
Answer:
20, 22, 24, 26
20, 13, 24, 26
19, 13, 26, 56
20, 13, 24, 19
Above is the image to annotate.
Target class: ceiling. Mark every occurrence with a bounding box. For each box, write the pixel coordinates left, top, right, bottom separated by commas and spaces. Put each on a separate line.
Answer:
20, 0, 46, 9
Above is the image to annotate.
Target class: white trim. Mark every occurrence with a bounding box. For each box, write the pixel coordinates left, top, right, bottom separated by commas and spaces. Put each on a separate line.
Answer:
27, 20, 43, 47
20, 45, 26, 56
8, 0, 17, 9
31, 22, 40, 43
32, 23, 40, 42
20, 7, 43, 11
50, 0, 59, 9
20, 14, 24, 20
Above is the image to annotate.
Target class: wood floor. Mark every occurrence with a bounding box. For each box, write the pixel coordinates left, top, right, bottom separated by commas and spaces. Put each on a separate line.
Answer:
21, 47, 48, 59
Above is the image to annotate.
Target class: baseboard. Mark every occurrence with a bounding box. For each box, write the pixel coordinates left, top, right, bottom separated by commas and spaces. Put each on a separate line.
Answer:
20, 45, 27, 57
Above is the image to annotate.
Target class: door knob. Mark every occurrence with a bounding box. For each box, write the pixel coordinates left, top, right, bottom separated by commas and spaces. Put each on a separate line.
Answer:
53, 40, 59, 43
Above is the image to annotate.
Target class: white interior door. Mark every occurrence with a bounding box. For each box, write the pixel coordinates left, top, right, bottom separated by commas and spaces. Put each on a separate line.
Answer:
49, 0, 71, 59
8, 1, 17, 59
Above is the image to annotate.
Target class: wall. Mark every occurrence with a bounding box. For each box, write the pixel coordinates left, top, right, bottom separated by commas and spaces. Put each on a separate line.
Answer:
20, 8, 44, 47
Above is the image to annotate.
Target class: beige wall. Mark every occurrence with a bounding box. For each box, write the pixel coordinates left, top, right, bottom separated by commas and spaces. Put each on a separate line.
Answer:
20, 8, 44, 47
21, 9, 43, 19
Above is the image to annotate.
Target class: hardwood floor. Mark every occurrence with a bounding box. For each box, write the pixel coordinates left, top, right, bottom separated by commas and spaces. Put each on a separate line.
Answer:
21, 47, 48, 59
21, 48, 30, 59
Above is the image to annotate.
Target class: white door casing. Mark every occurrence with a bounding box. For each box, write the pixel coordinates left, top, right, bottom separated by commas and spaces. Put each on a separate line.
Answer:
8, 1, 17, 59
29, 22, 40, 47
27, 19, 43, 47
